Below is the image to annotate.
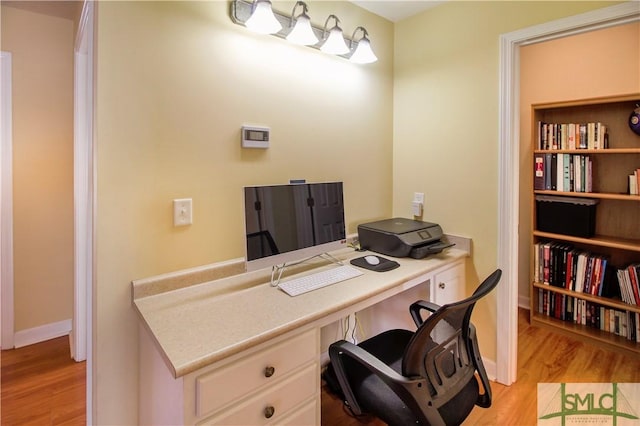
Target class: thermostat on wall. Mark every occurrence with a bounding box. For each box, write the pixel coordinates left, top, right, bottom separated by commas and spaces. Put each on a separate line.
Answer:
241, 125, 270, 149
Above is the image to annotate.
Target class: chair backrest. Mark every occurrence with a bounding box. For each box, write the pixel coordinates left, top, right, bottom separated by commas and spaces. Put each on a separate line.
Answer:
402, 269, 502, 413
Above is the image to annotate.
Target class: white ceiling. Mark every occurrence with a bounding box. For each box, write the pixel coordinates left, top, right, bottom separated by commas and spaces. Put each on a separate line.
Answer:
350, 1, 444, 22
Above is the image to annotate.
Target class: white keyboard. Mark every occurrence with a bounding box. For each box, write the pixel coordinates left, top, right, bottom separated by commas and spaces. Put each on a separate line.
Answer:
278, 265, 364, 297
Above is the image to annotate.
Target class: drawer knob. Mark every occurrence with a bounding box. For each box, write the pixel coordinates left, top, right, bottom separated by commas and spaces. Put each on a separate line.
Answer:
439, 282, 446, 289
264, 366, 275, 378
264, 405, 275, 419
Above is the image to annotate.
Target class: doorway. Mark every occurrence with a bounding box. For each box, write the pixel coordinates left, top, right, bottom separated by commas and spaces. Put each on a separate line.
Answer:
496, 2, 640, 385
0, 1, 93, 423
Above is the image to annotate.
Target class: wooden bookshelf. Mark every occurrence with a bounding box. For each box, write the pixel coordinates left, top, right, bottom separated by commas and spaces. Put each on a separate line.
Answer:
534, 148, 640, 155
532, 231, 640, 252
534, 190, 640, 202
532, 282, 640, 313
530, 94, 640, 355
530, 311, 640, 357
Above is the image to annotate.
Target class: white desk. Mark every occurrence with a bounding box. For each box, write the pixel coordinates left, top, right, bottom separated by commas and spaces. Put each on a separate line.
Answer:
133, 247, 468, 425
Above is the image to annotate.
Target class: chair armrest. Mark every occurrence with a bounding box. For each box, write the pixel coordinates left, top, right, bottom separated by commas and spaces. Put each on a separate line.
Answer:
328, 340, 424, 417
468, 322, 492, 408
409, 300, 441, 327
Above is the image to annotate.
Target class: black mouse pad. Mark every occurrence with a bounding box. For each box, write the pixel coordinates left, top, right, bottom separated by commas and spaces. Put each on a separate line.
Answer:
350, 255, 400, 272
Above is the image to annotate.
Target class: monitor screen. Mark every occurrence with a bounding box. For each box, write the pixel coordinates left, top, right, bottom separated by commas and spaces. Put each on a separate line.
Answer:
243, 182, 347, 271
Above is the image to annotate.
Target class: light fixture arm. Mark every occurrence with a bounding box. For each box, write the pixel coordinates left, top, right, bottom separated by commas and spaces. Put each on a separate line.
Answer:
350, 26, 369, 48
322, 14, 341, 39
286, 1, 319, 45
290, 1, 309, 25
348, 25, 377, 64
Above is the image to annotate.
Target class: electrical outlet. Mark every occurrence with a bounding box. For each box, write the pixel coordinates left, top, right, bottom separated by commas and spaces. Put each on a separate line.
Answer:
173, 198, 193, 226
413, 192, 425, 204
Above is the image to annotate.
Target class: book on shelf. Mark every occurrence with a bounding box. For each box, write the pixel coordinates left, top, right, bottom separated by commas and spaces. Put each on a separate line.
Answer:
630, 169, 640, 195
533, 242, 616, 298
550, 154, 557, 190
533, 154, 592, 192
536, 121, 607, 150
579, 124, 587, 149
556, 154, 564, 192
568, 123, 576, 149
536, 288, 640, 343
534, 153, 545, 190
535, 241, 640, 308
617, 264, 640, 305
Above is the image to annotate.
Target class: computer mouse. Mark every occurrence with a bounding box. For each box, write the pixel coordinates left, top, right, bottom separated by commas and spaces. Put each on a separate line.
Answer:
364, 255, 380, 265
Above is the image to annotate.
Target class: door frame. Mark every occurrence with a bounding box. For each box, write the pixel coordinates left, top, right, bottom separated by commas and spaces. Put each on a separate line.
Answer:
496, 2, 640, 385
73, 0, 95, 423
1, 51, 14, 350
72, 0, 94, 363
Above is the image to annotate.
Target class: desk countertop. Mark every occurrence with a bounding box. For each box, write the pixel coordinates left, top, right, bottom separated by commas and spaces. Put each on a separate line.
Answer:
133, 248, 468, 378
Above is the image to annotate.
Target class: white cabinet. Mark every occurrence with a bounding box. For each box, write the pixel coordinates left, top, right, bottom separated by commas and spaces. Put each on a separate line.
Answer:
193, 329, 317, 419
188, 328, 320, 425
431, 261, 465, 306
138, 327, 320, 426
197, 364, 318, 425
276, 399, 318, 425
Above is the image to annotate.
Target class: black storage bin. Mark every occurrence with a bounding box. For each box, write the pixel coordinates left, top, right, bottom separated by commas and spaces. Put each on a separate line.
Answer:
536, 195, 598, 237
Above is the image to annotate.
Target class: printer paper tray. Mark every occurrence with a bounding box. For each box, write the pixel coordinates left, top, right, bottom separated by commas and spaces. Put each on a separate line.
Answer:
409, 240, 455, 259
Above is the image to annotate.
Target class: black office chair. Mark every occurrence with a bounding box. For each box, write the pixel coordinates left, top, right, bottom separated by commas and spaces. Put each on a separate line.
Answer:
325, 269, 502, 426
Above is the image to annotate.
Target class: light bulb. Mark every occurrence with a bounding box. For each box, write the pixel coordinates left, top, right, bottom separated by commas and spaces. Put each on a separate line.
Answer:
350, 37, 377, 64
286, 13, 318, 46
321, 26, 349, 55
245, 0, 282, 35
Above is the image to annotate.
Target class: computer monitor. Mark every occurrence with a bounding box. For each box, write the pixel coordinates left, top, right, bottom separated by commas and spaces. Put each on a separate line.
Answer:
243, 182, 347, 271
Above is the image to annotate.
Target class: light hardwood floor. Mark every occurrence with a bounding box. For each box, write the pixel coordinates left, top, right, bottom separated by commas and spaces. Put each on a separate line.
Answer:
1, 336, 85, 425
2, 308, 638, 425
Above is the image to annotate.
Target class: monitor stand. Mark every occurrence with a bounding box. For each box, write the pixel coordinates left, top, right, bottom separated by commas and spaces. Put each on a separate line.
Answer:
270, 252, 344, 287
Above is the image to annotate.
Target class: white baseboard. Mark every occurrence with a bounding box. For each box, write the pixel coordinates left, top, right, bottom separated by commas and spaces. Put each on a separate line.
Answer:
14, 319, 72, 348
483, 356, 497, 381
519, 295, 530, 309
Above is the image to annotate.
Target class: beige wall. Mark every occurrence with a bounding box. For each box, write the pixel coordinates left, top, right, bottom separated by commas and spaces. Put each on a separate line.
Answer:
0, 6, 74, 332
393, 1, 622, 363
518, 22, 640, 303
94, 1, 393, 422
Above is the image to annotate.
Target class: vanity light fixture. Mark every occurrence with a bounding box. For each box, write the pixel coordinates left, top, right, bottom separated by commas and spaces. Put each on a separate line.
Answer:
229, 0, 376, 64
348, 26, 378, 64
244, 0, 281, 34
319, 15, 349, 55
286, 1, 319, 46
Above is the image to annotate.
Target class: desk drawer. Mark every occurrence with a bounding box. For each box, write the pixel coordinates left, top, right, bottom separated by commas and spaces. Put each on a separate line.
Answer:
196, 329, 317, 417
197, 363, 318, 425
274, 398, 318, 425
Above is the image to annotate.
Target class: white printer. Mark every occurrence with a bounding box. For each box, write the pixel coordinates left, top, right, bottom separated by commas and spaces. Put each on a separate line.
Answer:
357, 217, 454, 259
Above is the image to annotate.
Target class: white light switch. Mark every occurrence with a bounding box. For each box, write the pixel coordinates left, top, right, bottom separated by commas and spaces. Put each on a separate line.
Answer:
173, 198, 192, 226
412, 192, 424, 217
